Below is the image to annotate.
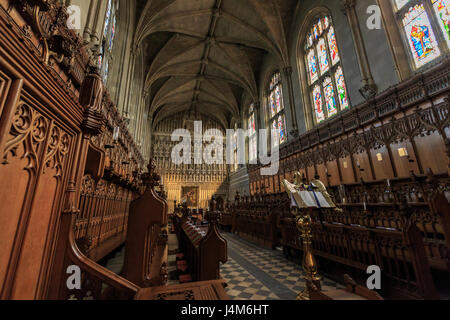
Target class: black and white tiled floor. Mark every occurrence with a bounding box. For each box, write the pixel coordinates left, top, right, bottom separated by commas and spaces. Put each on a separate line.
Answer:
101, 230, 343, 300
220, 233, 343, 300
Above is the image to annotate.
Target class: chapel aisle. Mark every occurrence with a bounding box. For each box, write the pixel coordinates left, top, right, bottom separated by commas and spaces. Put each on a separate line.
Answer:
220, 233, 343, 300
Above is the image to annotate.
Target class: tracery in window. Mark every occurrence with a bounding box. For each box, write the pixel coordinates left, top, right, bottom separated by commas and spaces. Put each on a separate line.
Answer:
432, 0, 450, 45
303, 15, 349, 125
267, 72, 287, 146
248, 105, 257, 162
392, 0, 449, 69
99, 0, 118, 84
233, 123, 238, 171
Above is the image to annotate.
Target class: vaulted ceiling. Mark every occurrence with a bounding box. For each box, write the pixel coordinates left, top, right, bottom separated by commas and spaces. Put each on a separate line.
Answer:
133, 0, 299, 130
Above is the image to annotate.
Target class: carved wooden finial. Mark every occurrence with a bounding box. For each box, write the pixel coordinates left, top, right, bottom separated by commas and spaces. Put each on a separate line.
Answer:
141, 159, 160, 189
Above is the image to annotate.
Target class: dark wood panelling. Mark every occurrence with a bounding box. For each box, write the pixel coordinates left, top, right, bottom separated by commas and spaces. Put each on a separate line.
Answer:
0, 0, 145, 300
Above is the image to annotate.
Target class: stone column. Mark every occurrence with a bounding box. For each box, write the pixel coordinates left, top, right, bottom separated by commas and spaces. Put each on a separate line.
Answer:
83, 0, 97, 44
253, 101, 262, 131
283, 66, 299, 138
376, 0, 411, 81
124, 50, 137, 120
341, 0, 378, 100
90, 0, 105, 49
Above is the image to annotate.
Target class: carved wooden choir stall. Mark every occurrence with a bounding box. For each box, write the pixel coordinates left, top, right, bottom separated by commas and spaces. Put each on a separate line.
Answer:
120, 163, 229, 300
122, 161, 169, 288
0, 0, 449, 301
173, 200, 228, 283
0, 0, 229, 300
219, 55, 450, 299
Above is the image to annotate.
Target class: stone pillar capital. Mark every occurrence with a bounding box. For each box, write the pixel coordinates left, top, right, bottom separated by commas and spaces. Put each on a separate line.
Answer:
341, 0, 356, 11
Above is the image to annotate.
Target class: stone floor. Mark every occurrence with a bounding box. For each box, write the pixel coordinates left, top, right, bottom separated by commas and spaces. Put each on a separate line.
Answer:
220, 232, 344, 300
102, 230, 343, 300
104, 246, 125, 275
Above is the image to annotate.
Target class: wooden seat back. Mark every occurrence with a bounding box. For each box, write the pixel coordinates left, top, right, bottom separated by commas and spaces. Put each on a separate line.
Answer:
123, 162, 169, 287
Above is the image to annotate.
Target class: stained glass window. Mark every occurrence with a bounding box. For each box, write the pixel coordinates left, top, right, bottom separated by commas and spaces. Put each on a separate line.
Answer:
323, 77, 338, 117
327, 26, 340, 65
103, 0, 112, 38
403, 4, 440, 67
393, 1, 448, 69
269, 93, 276, 117
317, 18, 323, 35
100, 0, 118, 84
248, 105, 257, 162
335, 67, 349, 110
278, 115, 287, 144
313, 24, 319, 40
317, 38, 330, 74
272, 119, 279, 147
324, 16, 330, 29
307, 49, 318, 84
110, 14, 116, 51
303, 15, 350, 124
267, 72, 286, 145
431, 0, 450, 47
313, 85, 325, 123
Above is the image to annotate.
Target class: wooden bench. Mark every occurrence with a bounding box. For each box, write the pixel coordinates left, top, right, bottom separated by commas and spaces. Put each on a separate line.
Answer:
175, 211, 228, 282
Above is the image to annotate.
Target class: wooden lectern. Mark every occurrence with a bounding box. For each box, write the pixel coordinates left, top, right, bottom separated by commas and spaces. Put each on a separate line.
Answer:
282, 172, 383, 300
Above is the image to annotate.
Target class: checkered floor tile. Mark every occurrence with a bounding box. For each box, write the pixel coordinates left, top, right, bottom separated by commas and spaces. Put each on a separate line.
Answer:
220, 232, 343, 300
221, 258, 280, 300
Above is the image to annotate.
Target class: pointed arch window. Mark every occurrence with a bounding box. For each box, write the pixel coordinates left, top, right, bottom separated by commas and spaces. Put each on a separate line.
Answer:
233, 123, 239, 171
267, 72, 287, 146
392, 0, 448, 69
304, 15, 350, 125
248, 104, 257, 162
99, 0, 118, 84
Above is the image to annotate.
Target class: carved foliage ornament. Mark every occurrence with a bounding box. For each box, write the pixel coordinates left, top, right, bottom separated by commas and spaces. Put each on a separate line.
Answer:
2, 102, 48, 171
14, 0, 82, 66
44, 125, 70, 178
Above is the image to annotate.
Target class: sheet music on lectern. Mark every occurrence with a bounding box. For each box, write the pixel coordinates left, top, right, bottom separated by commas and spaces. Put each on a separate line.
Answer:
284, 180, 333, 209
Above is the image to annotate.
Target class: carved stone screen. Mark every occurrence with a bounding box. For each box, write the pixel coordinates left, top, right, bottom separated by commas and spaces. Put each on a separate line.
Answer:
152, 111, 229, 212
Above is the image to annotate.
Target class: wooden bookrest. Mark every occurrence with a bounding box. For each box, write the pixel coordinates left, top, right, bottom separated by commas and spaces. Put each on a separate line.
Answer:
134, 280, 229, 300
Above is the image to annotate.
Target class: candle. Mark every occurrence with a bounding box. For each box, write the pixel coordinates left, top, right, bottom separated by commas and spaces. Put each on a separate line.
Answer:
363, 202, 367, 211
387, 179, 391, 187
